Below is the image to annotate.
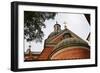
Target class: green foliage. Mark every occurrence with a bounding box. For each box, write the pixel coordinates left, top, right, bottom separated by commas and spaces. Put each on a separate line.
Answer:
24, 11, 56, 42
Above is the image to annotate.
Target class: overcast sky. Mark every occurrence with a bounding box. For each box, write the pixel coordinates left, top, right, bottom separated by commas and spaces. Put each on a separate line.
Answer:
24, 12, 90, 52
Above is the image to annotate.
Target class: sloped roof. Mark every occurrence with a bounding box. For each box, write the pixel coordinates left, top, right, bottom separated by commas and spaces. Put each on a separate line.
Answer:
54, 38, 90, 51
45, 27, 88, 45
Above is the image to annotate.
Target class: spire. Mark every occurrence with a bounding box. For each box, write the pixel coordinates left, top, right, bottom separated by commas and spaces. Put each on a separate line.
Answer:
64, 21, 67, 29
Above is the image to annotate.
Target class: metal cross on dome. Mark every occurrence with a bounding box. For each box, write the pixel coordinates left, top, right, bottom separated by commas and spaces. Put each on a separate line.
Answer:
64, 21, 67, 29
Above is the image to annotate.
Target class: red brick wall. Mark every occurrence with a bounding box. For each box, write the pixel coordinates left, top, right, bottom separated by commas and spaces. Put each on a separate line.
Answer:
38, 48, 54, 60
50, 48, 90, 60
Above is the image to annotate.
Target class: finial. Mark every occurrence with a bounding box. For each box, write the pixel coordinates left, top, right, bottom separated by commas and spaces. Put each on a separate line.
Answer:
56, 21, 58, 24
29, 45, 31, 49
64, 21, 67, 29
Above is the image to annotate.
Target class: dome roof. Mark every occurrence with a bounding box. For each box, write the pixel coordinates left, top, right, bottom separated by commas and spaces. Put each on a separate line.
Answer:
54, 38, 89, 50
48, 29, 68, 38
45, 29, 72, 43
54, 24, 61, 27
45, 31, 59, 43
48, 31, 58, 38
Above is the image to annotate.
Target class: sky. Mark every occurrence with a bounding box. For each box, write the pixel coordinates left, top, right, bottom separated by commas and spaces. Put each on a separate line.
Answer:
24, 12, 90, 52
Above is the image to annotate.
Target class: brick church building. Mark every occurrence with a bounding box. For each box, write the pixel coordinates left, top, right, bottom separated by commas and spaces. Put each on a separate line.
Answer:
24, 22, 90, 61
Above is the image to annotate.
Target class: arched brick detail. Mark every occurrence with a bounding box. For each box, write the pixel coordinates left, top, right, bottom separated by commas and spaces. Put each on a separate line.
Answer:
50, 47, 90, 60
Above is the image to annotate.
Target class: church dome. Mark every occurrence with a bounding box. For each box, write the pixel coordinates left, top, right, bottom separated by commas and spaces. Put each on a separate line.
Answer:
54, 38, 90, 51
46, 29, 65, 43
46, 22, 61, 38
48, 31, 58, 38
45, 31, 59, 43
